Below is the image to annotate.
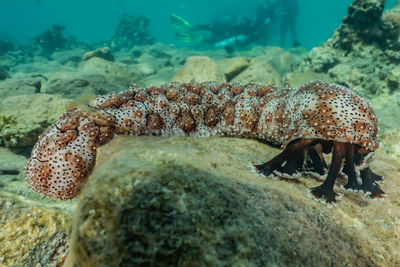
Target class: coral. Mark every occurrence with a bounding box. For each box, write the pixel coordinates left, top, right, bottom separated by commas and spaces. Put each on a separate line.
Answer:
381, 10, 400, 45
331, 0, 387, 49
345, 0, 385, 31
110, 14, 155, 50
34, 25, 67, 55
297, 0, 400, 95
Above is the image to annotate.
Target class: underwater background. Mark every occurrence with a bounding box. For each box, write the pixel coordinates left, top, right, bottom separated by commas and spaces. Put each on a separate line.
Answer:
1, 0, 400, 266
0, 0, 398, 49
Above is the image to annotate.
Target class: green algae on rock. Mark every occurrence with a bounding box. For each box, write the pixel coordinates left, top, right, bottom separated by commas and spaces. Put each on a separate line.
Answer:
284, 71, 333, 88
0, 94, 69, 147
217, 57, 250, 81
0, 147, 27, 190
65, 136, 400, 266
0, 77, 44, 97
0, 192, 71, 266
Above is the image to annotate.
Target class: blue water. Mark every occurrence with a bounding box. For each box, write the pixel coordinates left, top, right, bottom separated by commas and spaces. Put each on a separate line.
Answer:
0, 0, 397, 50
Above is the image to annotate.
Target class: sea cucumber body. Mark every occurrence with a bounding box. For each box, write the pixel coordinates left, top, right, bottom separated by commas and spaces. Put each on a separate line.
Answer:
93, 81, 378, 150
25, 81, 379, 200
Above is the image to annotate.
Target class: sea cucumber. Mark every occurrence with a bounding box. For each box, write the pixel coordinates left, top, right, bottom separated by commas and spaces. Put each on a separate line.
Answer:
25, 81, 384, 203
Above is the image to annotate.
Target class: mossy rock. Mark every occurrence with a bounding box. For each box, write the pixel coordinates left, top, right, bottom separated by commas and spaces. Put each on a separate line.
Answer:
0, 192, 71, 266
231, 60, 282, 85
66, 136, 400, 266
0, 94, 69, 147
172, 56, 225, 83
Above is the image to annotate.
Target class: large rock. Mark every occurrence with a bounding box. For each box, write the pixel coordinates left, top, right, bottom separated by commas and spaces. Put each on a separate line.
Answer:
217, 57, 250, 81
0, 192, 71, 266
172, 56, 225, 83
0, 147, 27, 191
372, 93, 400, 159
44, 74, 132, 98
0, 77, 44, 98
259, 46, 307, 76
231, 60, 282, 85
65, 136, 400, 266
169, 50, 200, 66
141, 66, 179, 87
51, 49, 85, 64
285, 71, 333, 88
78, 57, 141, 83
328, 63, 365, 89
0, 94, 69, 147
130, 53, 169, 76
11, 59, 62, 74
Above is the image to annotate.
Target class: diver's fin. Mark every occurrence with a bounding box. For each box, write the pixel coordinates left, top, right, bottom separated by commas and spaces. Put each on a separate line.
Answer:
175, 31, 203, 43
169, 14, 194, 31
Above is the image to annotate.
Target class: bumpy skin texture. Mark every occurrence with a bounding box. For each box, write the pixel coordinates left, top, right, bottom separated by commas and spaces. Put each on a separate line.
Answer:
25, 81, 379, 200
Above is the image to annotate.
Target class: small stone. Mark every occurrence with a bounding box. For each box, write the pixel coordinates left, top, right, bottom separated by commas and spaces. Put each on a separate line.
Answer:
82, 47, 115, 62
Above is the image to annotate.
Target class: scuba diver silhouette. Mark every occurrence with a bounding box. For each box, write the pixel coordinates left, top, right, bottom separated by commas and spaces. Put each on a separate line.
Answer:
170, 14, 255, 52
170, 0, 300, 51
256, 0, 301, 47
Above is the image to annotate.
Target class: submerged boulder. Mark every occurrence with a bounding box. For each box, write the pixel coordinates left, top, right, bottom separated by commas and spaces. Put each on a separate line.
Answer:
0, 94, 69, 147
172, 56, 225, 83
284, 71, 333, 88
44, 74, 132, 98
78, 57, 142, 83
217, 57, 250, 81
0, 191, 71, 266
65, 136, 400, 266
231, 60, 282, 85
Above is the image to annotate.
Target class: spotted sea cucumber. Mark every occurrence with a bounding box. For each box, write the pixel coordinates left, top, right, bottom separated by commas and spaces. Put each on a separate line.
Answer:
25, 81, 384, 203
